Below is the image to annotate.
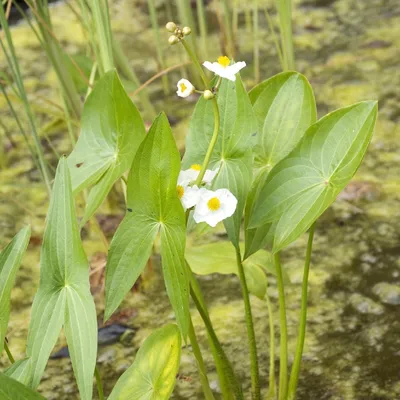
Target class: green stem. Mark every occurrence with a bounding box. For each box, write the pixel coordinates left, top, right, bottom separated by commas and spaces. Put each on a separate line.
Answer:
235, 247, 261, 400
148, 0, 169, 94
264, 7, 285, 71
266, 282, 276, 399
189, 270, 243, 400
89, 0, 114, 72
274, 252, 288, 400
221, 0, 235, 57
196, 0, 208, 60
253, 0, 260, 83
94, 366, 104, 400
181, 39, 210, 88
276, 0, 295, 70
288, 223, 316, 400
188, 317, 216, 400
195, 98, 219, 185
4, 340, 15, 364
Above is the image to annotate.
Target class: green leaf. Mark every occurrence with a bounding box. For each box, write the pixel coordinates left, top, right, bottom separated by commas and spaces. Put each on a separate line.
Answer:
105, 113, 189, 337
67, 70, 145, 225
108, 324, 181, 400
186, 241, 276, 299
4, 358, 32, 386
0, 373, 46, 400
182, 77, 257, 248
250, 101, 378, 252
0, 225, 30, 355
22, 158, 97, 400
245, 72, 316, 258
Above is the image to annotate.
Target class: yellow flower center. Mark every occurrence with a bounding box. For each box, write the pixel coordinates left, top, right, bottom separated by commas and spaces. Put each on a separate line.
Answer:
207, 197, 221, 211
190, 164, 202, 171
180, 82, 187, 92
218, 56, 230, 68
177, 185, 184, 199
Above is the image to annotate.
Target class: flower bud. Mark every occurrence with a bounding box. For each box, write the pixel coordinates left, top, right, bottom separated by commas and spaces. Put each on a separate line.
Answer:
182, 26, 192, 36
166, 22, 177, 32
203, 90, 215, 100
168, 35, 180, 45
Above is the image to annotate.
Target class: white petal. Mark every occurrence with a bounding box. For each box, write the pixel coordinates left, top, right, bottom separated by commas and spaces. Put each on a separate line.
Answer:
181, 185, 202, 210
203, 168, 219, 184
227, 61, 246, 76
178, 169, 199, 185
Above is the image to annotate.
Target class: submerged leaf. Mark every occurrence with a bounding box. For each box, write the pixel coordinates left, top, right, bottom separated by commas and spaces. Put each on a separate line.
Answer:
186, 241, 277, 299
250, 101, 378, 252
108, 324, 181, 400
245, 72, 316, 258
105, 113, 189, 337
0, 225, 30, 355
68, 70, 145, 225
20, 158, 97, 400
182, 76, 257, 248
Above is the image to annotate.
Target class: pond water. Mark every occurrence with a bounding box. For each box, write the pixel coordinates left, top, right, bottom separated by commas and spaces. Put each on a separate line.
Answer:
0, 0, 400, 399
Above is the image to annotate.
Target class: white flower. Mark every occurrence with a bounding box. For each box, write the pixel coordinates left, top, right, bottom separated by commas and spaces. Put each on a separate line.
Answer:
193, 188, 238, 227
176, 78, 195, 98
203, 56, 246, 82
177, 184, 202, 210
178, 164, 218, 186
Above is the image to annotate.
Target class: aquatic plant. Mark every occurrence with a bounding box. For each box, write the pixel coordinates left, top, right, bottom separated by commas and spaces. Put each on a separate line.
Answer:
0, 2, 378, 400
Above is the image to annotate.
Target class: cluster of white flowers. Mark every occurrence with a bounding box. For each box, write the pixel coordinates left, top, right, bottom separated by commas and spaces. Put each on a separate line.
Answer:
177, 165, 237, 227
176, 56, 246, 97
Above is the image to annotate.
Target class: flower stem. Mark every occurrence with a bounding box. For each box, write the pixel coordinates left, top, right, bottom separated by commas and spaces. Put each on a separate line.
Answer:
195, 98, 220, 185
4, 340, 15, 364
265, 281, 276, 399
188, 317, 216, 400
288, 223, 316, 400
235, 247, 261, 400
94, 366, 105, 400
181, 39, 210, 89
274, 252, 288, 400
180, 39, 220, 186
189, 269, 243, 399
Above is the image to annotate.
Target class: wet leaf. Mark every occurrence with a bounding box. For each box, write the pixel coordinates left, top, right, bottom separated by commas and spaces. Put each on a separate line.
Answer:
0, 225, 30, 355
105, 113, 189, 337
21, 158, 97, 400
0, 373, 45, 400
186, 241, 277, 299
245, 72, 316, 258
68, 70, 145, 225
250, 101, 378, 252
182, 76, 257, 248
108, 324, 181, 400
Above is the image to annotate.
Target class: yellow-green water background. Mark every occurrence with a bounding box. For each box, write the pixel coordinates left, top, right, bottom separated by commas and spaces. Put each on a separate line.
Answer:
1, 0, 400, 398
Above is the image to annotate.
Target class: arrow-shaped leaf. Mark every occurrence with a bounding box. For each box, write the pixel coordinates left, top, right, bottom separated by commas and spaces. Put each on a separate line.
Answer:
108, 324, 181, 400
250, 101, 378, 252
68, 70, 145, 225
20, 158, 97, 400
244, 72, 316, 258
0, 226, 30, 355
105, 113, 189, 337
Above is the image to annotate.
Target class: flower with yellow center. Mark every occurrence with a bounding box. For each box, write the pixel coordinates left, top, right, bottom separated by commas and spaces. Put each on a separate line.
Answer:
178, 164, 219, 186
193, 188, 237, 227
176, 78, 195, 98
203, 56, 246, 82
